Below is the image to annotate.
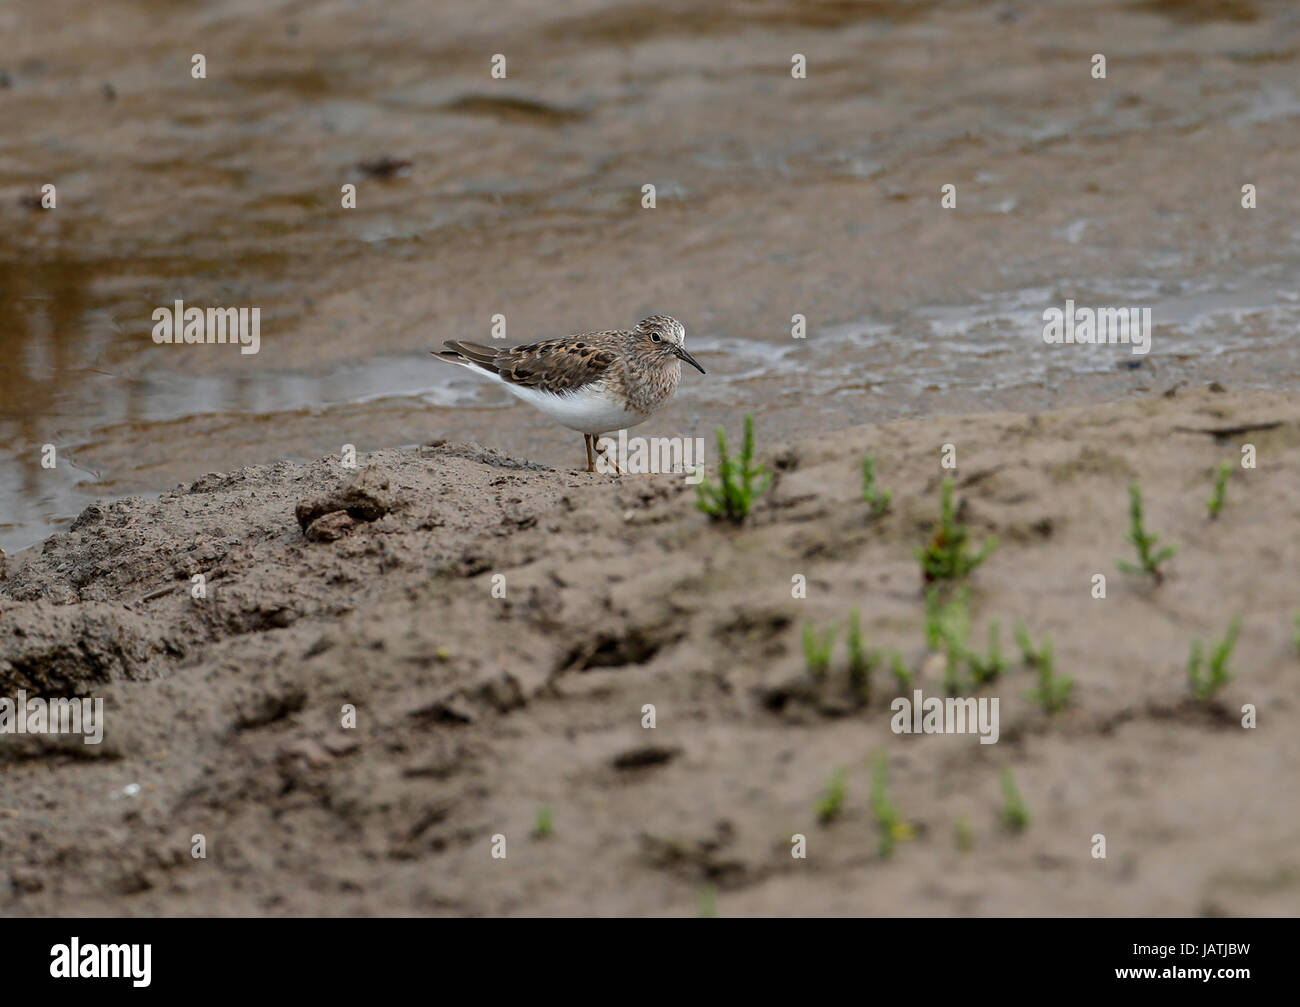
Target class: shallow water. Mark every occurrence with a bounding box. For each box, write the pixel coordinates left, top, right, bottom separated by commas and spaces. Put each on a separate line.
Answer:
4, 0, 1300, 553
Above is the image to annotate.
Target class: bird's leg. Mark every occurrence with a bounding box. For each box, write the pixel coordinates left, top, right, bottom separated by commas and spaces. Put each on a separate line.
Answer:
593, 433, 625, 475
584, 434, 595, 473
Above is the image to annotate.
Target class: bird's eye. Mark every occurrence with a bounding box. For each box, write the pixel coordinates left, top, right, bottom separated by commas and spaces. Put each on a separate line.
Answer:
651, 332, 662, 342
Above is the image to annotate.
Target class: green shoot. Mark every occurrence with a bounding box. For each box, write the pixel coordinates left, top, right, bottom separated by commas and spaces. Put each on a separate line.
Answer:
862, 453, 892, 517
695, 413, 771, 523
1188, 618, 1241, 702
1014, 622, 1038, 667
846, 610, 880, 705
697, 884, 717, 918
889, 650, 913, 692
1025, 636, 1073, 713
803, 623, 836, 682
1293, 614, 1300, 659
942, 645, 964, 697
924, 587, 970, 651
915, 478, 996, 584
1117, 481, 1176, 583
870, 755, 910, 858
533, 803, 553, 839
924, 589, 971, 695
967, 621, 1007, 684
999, 769, 1029, 832
935, 606, 1007, 692
1207, 463, 1231, 520
816, 769, 847, 824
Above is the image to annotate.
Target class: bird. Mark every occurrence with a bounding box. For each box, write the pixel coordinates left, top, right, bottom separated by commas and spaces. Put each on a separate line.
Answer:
431, 314, 705, 472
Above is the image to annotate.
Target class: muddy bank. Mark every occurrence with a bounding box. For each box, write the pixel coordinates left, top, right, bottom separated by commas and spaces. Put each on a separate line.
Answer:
1, 387, 1297, 916
6, 0, 1300, 550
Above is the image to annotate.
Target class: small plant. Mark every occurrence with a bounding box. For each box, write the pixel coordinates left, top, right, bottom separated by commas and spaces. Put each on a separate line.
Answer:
1025, 636, 1073, 713
816, 769, 847, 824
999, 769, 1029, 832
967, 621, 1007, 685
803, 623, 836, 682
846, 610, 880, 704
697, 884, 717, 918
925, 588, 943, 651
924, 587, 970, 651
942, 643, 965, 696
1014, 622, 1039, 668
1207, 462, 1231, 520
1188, 618, 1241, 702
1117, 481, 1176, 583
532, 803, 553, 839
870, 755, 911, 858
924, 589, 975, 695
916, 478, 996, 584
954, 816, 974, 852
924, 594, 1005, 689
695, 413, 771, 523
862, 453, 893, 517
1293, 613, 1300, 659
889, 650, 913, 692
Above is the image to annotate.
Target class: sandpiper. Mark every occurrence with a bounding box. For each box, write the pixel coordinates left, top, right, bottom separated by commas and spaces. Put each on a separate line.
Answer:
432, 314, 705, 472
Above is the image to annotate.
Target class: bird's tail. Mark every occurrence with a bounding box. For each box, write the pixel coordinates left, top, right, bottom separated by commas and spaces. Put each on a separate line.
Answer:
431, 340, 500, 374
431, 341, 476, 368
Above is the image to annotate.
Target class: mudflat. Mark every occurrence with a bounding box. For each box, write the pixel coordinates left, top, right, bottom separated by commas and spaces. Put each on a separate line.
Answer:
2, 388, 1296, 916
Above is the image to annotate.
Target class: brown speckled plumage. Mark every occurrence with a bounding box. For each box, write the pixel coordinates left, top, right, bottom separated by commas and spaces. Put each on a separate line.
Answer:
433, 314, 705, 472
438, 335, 619, 395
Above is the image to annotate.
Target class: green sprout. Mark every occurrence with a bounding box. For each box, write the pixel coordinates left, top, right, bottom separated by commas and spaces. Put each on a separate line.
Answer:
695, 413, 771, 523
916, 478, 996, 584
697, 884, 717, 918
803, 623, 836, 682
889, 650, 913, 692
1293, 614, 1300, 659
816, 769, 847, 824
862, 453, 893, 518
1207, 463, 1231, 520
870, 755, 911, 858
967, 621, 1007, 685
1024, 635, 1072, 713
532, 803, 553, 839
1117, 481, 1176, 583
846, 610, 880, 705
999, 769, 1030, 832
1188, 618, 1241, 702
1014, 622, 1039, 667
924, 587, 971, 694
925, 591, 1007, 693
942, 640, 965, 696
924, 587, 970, 651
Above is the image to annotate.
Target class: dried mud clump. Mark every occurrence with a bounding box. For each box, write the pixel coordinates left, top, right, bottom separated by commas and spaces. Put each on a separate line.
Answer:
295, 469, 397, 540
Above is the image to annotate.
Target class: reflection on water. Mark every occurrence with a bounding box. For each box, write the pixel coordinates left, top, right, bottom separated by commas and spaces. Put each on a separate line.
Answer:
4, 0, 1300, 552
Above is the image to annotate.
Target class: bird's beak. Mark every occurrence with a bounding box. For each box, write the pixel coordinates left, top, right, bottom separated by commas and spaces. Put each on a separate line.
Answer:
673, 344, 706, 374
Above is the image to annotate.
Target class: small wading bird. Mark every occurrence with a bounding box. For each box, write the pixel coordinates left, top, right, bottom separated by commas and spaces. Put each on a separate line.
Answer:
432, 314, 705, 472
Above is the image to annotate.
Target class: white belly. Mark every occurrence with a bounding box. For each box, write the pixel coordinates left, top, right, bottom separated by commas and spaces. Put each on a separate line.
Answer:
504, 381, 647, 435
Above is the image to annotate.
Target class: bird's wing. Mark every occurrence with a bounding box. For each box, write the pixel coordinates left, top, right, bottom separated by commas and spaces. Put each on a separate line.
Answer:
443, 337, 617, 394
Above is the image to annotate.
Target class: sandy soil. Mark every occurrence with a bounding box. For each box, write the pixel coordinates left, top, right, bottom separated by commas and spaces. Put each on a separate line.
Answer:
2, 386, 1297, 916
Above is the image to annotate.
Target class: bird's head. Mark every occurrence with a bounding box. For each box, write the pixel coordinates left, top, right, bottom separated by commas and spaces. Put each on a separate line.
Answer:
633, 314, 705, 374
